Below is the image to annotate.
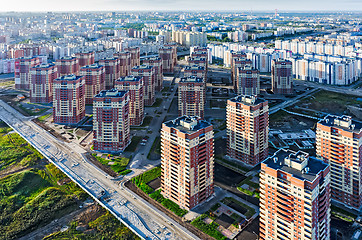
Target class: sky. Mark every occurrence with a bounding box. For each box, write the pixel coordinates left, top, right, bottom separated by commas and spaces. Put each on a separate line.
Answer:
0, 0, 361, 12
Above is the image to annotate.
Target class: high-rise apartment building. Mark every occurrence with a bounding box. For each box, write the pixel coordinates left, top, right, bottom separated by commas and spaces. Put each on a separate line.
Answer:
183, 65, 206, 81
159, 46, 174, 74
316, 115, 362, 210
161, 116, 214, 210
56, 56, 80, 76
230, 52, 247, 89
227, 95, 268, 166
188, 57, 207, 70
272, 59, 293, 94
143, 57, 163, 91
93, 89, 130, 153
124, 47, 140, 68
75, 52, 95, 67
115, 76, 144, 126
29, 63, 58, 103
164, 43, 177, 66
99, 57, 120, 90
236, 65, 260, 96
53, 75, 85, 125
114, 51, 131, 77
260, 149, 330, 240
232, 57, 252, 91
15, 56, 40, 89
178, 76, 205, 119
79, 64, 105, 104
131, 65, 155, 106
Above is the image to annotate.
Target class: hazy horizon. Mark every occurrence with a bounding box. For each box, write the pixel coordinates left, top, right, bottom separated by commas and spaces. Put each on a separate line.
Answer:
1, 0, 361, 12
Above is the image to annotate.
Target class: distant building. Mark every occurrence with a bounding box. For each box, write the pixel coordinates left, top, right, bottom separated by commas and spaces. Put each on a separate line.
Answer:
161, 116, 214, 210
172, 31, 207, 47
159, 46, 174, 74
260, 149, 330, 240
164, 43, 177, 66
99, 57, 120, 90
143, 57, 163, 91
230, 52, 247, 90
55, 56, 80, 76
114, 51, 131, 77
178, 76, 205, 119
53, 75, 85, 125
124, 47, 140, 68
236, 65, 260, 96
75, 52, 95, 67
30, 63, 58, 103
227, 95, 268, 166
15, 56, 40, 90
316, 115, 362, 210
93, 89, 130, 153
272, 59, 293, 94
79, 64, 105, 104
232, 57, 252, 91
131, 65, 155, 106
115, 76, 144, 126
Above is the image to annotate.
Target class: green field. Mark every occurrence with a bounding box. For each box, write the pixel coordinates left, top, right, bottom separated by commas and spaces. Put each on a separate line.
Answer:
44, 212, 140, 240
91, 154, 131, 175
0, 123, 43, 171
0, 164, 87, 240
125, 136, 143, 152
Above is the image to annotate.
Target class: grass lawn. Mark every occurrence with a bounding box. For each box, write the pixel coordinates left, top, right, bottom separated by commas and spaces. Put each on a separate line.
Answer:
125, 136, 143, 152
44, 212, 140, 240
161, 86, 170, 92
0, 164, 87, 240
38, 113, 52, 121
331, 205, 357, 222
0, 123, 43, 171
191, 214, 226, 240
147, 136, 161, 158
0, 80, 14, 87
91, 154, 130, 175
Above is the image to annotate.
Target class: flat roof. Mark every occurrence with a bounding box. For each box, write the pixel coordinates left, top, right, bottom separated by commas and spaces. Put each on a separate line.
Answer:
318, 115, 362, 134
229, 95, 266, 106
179, 76, 204, 83
56, 74, 83, 81
163, 116, 212, 134
33, 63, 55, 68
132, 65, 153, 70
263, 149, 328, 182
116, 76, 143, 82
81, 63, 103, 69
95, 89, 127, 98
184, 65, 205, 70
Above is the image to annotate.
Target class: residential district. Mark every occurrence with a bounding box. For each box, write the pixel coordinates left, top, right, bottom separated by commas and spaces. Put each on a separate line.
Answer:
0, 10, 362, 240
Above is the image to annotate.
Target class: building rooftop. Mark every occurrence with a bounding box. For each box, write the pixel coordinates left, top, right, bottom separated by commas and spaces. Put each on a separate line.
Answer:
95, 89, 127, 98
318, 115, 362, 134
132, 65, 153, 70
56, 74, 83, 81
144, 56, 161, 61
116, 76, 143, 82
229, 95, 266, 106
184, 65, 205, 71
179, 76, 204, 83
59, 56, 76, 60
263, 149, 328, 182
81, 63, 103, 69
164, 116, 212, 134
33, 63, 55, 68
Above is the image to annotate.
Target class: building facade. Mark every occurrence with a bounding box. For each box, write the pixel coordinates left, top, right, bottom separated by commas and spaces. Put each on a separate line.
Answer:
178, 76, 205, 119
236, 65, 260, 96
143, 57, 163, 91
75, 52, 95, 67
15, 56, 40, 89
99, 57, 120, 90
183, 65, 207, 81
272, 59, 293, 94
93, 89, 130, 153
124, 47, 140, 68
53, 75, 85, 125
159, 46, 174, 74
131, 65, 155, 106
79, 64, 105, 104
29, 63, 58, 103
227, 95, 269, 166
316, 115, 362, 210
55, 56, 80, 76
114, 51, 131, 77
115, 76, 144, 126
260, 149, 330, 240
161, 116, 214, 210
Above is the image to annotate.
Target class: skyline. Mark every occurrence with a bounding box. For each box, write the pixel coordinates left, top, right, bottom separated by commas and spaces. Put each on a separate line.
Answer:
1, 0, 362, 12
